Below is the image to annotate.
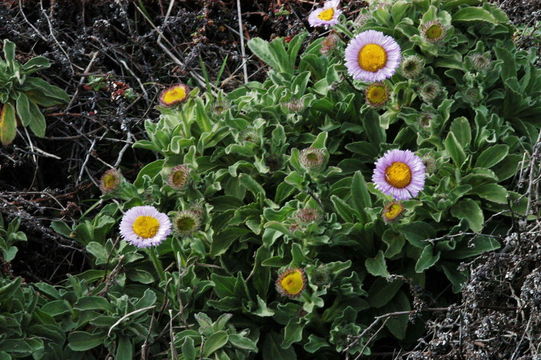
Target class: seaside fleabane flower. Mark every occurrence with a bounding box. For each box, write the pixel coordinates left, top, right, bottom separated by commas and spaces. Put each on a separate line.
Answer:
421, 21, 447, 43
372, 149, 426, 200
308, 0, 342, 28
345, 30, 401, 82
276, 268, 307, 298
99, 168, 122, 194
159, 84, 190, 106
173, 210, 201, 236
382, 201, 405, 223
119, 206, 172, 248
166, 165, 190, 190
365, 82, 389, 107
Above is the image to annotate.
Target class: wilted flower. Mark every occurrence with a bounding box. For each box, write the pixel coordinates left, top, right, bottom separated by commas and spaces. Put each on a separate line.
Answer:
320, 33, 339, 55
344, 30, 401, 82
421, 21, 447, 43
241, 129, 259, 143
422, 154, 437, 174
159, 84, 190, 107
401, 55, 424, 79
463, 87, 482, 104
276, 268, 307, 298
419, 80, 441, 103
365, 82, 389, 107
310, 266, 331, 286
382, 201, 405, 223
308, 0, 342, 28
99, 169, 122, 194
470, 53, 491, 71
372, 149, 426, 200
284, 99, 305, 112
166, 165, 190, 190
119, 206, 172, 248
173, 210, 201, 236
300, 147, 325, 170
296, 208, 322, 223
419, 112, 434, 129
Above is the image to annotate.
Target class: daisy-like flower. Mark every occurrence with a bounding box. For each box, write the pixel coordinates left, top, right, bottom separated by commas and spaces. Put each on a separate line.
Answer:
308, 0, 342, 28
345, 30, 401, 82
166, 165, 190, 190
421, 21, 447, 43
365, 82, 389, 107
372, 149, 426, 200
159, 84, 190, 107
173, 210, 201, 236
382, 201, 405, 223
276, 268, 307, 298
401, 55, 424, 79
119, 206, 172, 248
99, 169, 122, 194
300, 147, 325, 171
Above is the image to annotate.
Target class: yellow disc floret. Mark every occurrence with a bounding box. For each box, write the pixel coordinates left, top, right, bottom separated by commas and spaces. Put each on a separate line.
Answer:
425, 24, 443, 40
358, 44, 388, 73
318, 8, 335, 21
132, 216, 160, 239
366, 83, 389, 106
385, 162, 412, 188
276, 268, 306, 297
160, 84, 189, 106
383, 202, 405, 222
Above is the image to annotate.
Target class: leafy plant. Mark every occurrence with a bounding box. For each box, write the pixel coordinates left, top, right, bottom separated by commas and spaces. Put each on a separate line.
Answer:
0, 39, 69, 145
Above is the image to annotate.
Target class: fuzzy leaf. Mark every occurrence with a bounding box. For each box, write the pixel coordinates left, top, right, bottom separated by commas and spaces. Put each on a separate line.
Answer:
0, 103, 17, 145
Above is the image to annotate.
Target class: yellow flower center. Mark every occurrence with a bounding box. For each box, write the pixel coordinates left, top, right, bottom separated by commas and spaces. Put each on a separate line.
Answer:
425, 24, 443, 40
366, 84, 388, 105
358, 44, 388, 73
102, 173, 118, 190
162, 86, 187, 105
132, 216, 160, 239
280, 270, 305, 295
318, 8, 335, 21
385, 162, 412, 188
384, 202, 404, 221
171, 171, 187, 187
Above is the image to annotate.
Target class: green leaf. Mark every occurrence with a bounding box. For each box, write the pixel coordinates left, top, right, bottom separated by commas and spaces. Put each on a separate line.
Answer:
0, 277, 22, 302
203, 331, 229, 357
3, 40, 16, 68
351, 171, 372, 219
310, 132, 327, 149
22, 77, 69, 103
248, 38, 281, 72
22, 56, 51, 72
282, 320, 303, 348
494, 46, 516, 82
134, 159, 164, 188
365, 251, 390, 278
448, 235, 500, 259
451, 198, 484, 233
15, 93, 33, 127
262, 332, 297, 360
473, 183, 508, 204
453, 7, 498, 23
399, 222, 435, 248
475, 144, 509, 168
0, 103, 17, 146
229, 334, 258, 352
415, 245, 440, 273
115, 336, 133, 360
181, 336, 196, 360
41, 300, 71, 317
383, 291, 411, 340
367, 278, 402, 308
210, 227, 249, 257
450, 117, 471, 148
68, 331, 105, 352
491, 154, 522, 181
26, 100, 46, 137
74, 297, 113, 312
304, 335, 329, 353
444, 132, 466, 167
239, 173, 266, 198
330, 195, 355, 223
